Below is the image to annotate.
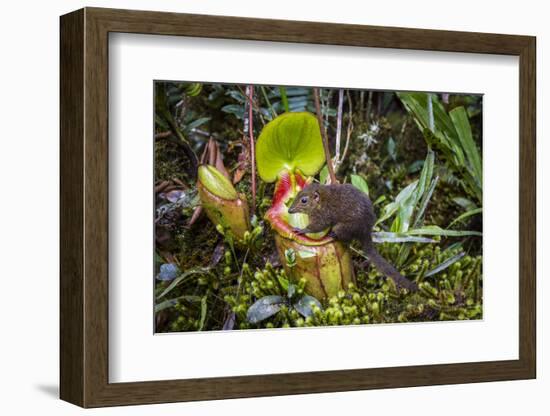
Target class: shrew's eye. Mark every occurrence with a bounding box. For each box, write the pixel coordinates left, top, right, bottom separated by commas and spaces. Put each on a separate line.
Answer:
301, 197, 308, 203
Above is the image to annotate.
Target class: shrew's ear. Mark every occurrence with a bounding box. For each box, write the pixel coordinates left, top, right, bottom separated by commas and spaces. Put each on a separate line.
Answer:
313, 191, 320, 201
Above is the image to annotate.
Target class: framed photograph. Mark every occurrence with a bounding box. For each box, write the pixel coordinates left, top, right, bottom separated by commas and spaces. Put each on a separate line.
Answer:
60, 7, 536, 408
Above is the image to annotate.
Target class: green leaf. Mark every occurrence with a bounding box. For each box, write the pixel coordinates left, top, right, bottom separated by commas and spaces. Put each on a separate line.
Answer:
452, 197, 477, 211
256, 112, 325, 182
414, 150, 434, 206
183, 82, 202, 97
279, 87, 290, 112
425, 252, 466, 277
398, 92, 482, 205
350, 174, 369, 195
155, 295, 201, 313
387, 136, 397, 161
449, 207, 482, 228
319, 165, 329, 184
247, 296, 286, 323
372, 232, 436, 244
199, 296, 208, 331
186, 117, 211, 132
413, 176, 439, 228
198, 165, 238, 200
287, 283, 296, 299
407, 225, 482, 237
221, 104, 245, 119
156, 267, 211, 299
376, 181, 418, 226
450, 106, 482, 186
277, 275, 289, 291
294, 295, 322, 318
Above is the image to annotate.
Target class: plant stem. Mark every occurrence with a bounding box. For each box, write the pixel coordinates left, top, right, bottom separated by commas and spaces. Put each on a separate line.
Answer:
247, 85, 257, 215
261, 86, 277, 119
279, 86, 289, 112
340, 90, 354, 168
428, 93, 435, 132
335, 89, 344, 168
313, 87, 338, 184
366, 91, 373, 125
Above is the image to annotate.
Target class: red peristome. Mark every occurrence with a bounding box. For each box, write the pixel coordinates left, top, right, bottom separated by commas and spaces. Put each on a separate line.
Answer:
272, 171, 292, 206
295, 171, 308, 189
265, 170, 332, 246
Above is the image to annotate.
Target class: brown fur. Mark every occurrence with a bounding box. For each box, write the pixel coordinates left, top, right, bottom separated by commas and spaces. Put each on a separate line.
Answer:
288, 183, 417, 291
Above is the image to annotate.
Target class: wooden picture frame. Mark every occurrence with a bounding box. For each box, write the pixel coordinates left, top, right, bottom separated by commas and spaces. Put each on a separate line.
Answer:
60, 7, 536, 408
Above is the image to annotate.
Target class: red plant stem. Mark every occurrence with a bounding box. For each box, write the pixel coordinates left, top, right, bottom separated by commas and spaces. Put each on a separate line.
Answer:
313, 87, 338, 184
335, 88, 344, 168
247, 85, 257, 215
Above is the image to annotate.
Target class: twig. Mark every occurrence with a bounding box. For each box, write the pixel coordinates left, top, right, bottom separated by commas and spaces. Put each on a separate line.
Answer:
366, 91, 373, 125
335, 89, 344, 167
359, 91, 365, 121
247, 85, 257, 215
313, 87, 337, 184
155, 131, 172, 139
340, 90, 354, 168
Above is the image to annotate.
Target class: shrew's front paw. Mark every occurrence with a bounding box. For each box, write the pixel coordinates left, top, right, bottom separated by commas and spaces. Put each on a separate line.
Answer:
292, 227, 306, 235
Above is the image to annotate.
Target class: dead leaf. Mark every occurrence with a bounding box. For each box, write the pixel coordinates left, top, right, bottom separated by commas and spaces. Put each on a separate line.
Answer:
188, 206, 203, 225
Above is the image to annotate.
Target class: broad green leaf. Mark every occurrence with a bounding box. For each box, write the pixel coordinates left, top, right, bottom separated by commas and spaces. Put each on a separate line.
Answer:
425, 252, 466, 277
392, 151, 434, 234
350, 174, 369, 195
294, 295, 322, 318
393, 201, 414, 233
256, 112, 325, 182
198, 165, 238, 200
376, 181, 418, 226
247, 295, 286, 323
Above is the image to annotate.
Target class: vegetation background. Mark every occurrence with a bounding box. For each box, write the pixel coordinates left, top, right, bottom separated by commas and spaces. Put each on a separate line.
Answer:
154, 82, 483, 332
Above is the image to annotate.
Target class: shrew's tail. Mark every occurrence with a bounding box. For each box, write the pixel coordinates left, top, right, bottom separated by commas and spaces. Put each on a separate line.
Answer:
363, 240, 418, 291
